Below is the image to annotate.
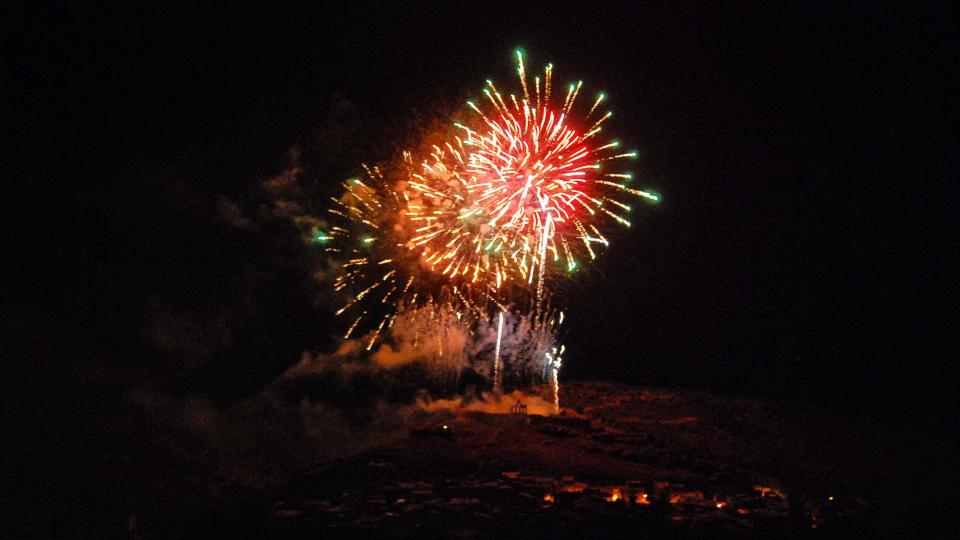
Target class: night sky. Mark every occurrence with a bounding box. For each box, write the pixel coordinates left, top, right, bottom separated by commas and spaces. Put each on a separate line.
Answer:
3, 0, 954, 477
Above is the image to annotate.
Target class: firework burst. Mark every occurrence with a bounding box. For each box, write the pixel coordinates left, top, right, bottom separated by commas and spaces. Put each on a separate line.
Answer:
402, 50, 659, 298
322, 165, 509, 350
316, 50, 658, 393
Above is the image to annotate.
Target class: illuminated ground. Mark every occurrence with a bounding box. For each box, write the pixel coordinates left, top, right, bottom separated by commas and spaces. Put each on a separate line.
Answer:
201, 382, 937, 538
16, 382, 946, 537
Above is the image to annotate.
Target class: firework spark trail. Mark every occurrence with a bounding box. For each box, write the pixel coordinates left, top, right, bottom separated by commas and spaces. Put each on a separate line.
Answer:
357, 300, 565, 385
534, 213, 552, 322
493, 310, 504, 392
545, 344, 564, 413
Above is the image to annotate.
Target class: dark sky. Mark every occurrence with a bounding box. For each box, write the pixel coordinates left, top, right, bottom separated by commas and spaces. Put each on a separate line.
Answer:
2, 2, 954, 430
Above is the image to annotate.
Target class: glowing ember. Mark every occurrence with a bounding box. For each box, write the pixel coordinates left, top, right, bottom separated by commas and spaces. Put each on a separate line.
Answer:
669, 491, 705, 505
605, 488, 623, 502
753, 485, 785, 499
561, 481, 588, 493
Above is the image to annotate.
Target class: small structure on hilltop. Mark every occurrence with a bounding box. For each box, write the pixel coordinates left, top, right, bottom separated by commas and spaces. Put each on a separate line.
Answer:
511, 400, 528, 415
